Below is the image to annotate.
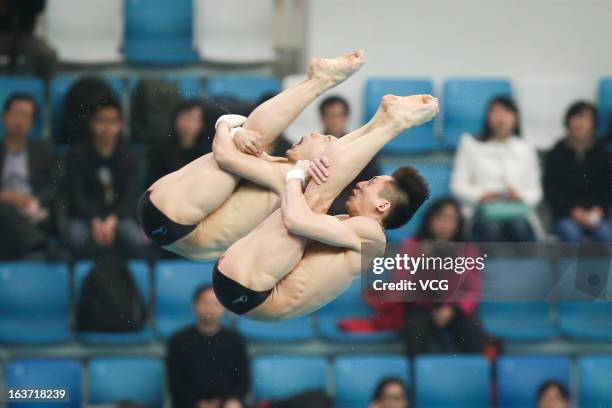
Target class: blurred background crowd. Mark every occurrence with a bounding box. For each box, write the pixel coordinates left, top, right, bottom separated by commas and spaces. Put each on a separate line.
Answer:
0, 0, 611, 408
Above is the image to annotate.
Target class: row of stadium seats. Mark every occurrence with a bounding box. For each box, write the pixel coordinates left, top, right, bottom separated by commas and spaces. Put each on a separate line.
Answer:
2, 355, 612, 408
2, 75, 611, 150
44, 0, 275, 64
1, 259, 611, 344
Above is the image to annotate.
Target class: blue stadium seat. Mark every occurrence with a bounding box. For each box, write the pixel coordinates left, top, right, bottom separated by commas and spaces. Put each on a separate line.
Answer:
0, 77, 44, 138
556, 257, 612, 339
415, 355, 490, 408
7, 359, 82, 408
236, 316, 315, 341
364, 78, 438, 153
598, 78, 612, 133
479, 258, 557, 340
317, 280, 396, 341
382, 162, 451, 241
0, 262, 70, 344
206, 76, 281, 103
73, 261, 153, 343
49, 75, 124, 136
154, 260, 216, 339
124, 0, 198, 64
579, 356, 612, 408
334, 355, 409, 408
252, 356, 327, 401
441, 79, 512, 149
88, 358, 164, 408
497, 355, 570, 408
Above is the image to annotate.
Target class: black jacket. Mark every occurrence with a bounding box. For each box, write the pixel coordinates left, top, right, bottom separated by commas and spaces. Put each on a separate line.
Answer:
0, 139, 55, 208
543, 138, 611, 219
0, 0, 46, 34
66, 140, 138, 219
147, 138, 211, 184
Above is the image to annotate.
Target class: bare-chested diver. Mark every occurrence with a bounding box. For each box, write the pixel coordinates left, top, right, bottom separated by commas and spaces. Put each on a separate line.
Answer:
137, 51, 365, 260
212, 94, 439, 321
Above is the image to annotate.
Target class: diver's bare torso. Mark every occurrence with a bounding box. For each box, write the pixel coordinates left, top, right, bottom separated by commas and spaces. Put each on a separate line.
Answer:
148, 153, 290, 260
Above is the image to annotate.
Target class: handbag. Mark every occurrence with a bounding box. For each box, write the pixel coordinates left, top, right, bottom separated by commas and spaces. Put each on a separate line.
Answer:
478, 201, 528, 221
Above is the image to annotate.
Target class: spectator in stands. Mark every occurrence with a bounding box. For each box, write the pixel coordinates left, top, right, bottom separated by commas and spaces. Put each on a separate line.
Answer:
402, 198, 484, 356
451, 96, 542, 242
166, 284, 249, 408
0, 93, 54, 259
544, 101, 612, 242
65, 98, 146, 258
536, 380, 570, 408
369, 377, 409, 408
147, 99, 209, 184
0, 0, 57, 78
318, 96, 382, 215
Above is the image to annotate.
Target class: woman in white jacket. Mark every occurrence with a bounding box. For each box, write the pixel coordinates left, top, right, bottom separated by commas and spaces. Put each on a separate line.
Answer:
451, 96, 542, 242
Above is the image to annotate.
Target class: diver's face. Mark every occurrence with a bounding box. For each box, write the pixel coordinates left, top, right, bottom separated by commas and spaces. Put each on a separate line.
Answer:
286, 132, 337, 161
346, 175, 393, 216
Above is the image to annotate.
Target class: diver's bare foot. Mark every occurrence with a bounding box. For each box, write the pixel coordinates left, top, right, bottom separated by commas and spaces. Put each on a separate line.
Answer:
308, 50, 365, 88
373, 94, 439, 130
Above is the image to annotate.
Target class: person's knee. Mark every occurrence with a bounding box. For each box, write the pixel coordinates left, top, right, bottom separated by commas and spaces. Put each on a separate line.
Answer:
592, 220, 612, 242
472, 219, 502, 242
115, 218, 147, 249
67, 219, 92, 249
506, 218, 535, 242
554, 218, 583, 242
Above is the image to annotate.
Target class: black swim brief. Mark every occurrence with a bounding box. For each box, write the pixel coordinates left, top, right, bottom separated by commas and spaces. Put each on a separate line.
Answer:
136, 190, 197, 246
212, 256, 272, 315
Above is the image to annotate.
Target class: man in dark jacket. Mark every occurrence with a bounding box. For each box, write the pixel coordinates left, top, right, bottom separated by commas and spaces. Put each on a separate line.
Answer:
66, 98, 146, 258
166, 284, 249, 408
0, 93, 55, 259
544, 101, 612, 242
0, 0, 57, 78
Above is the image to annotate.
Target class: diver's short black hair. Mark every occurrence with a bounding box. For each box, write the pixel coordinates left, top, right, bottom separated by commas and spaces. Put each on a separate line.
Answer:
381, 166, 430, 230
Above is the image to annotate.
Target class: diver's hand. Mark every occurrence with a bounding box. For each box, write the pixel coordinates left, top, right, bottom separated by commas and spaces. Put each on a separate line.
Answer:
308, 156, 330, 185
233, 129, 263, 156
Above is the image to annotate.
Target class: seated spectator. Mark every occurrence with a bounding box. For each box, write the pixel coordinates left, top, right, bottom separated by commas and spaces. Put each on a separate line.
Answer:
0, 93, 55, 259
544, 101, 612, 242
166, 284, 249, 408
0, 0, 57, 78
402, 198, 484, 356
451, 96, 542, 242
147, 99, 209, 184
318, 96, 381, 215
369, 377, 409, 408
536, 380, 570, 408
65, 98, 146, 258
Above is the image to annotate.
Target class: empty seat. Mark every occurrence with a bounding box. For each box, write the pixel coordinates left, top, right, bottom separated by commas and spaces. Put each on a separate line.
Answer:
44, 0, 123, 63
155, 260, 216, 338
73, 261, 153, 343
559, 302, 612, 339
196, 0, 275, 63
479, 258, 557, 340
364, 78, 438, 153
124, 0, 198, 64
497, 355, 570, 408
236, 316, 315, 341
0, 77, 44, 138
334, 355, 409, 408
7, 359, 82, 408
442, 79, 512, 149
317, 280, 396, 342
49, 75, 124, 137
88, 358, 164, 408
382, 163, 451, 241
598, 78, 612, 133
252, 356, 327, 401
206, 76, 281, 103
579, 356, 612, 407
415, 355, 490, 408
0, 262, 70, 344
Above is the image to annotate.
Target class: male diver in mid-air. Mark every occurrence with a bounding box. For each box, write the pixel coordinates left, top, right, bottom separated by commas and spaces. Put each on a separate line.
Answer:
138, 51, 365, 260
212, 94, 439, 321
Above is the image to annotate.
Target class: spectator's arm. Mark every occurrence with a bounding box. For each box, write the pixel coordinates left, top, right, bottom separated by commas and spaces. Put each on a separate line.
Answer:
543, 149, 571, 216
451, 136, 485, 204
230, 334, 250, 400
33, 142, 57, 208
66, 150, 98, 219
512, 144, 543, 207
113, 150, 139, 218
166, 336, 199, 408
456, 245, 482, 315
